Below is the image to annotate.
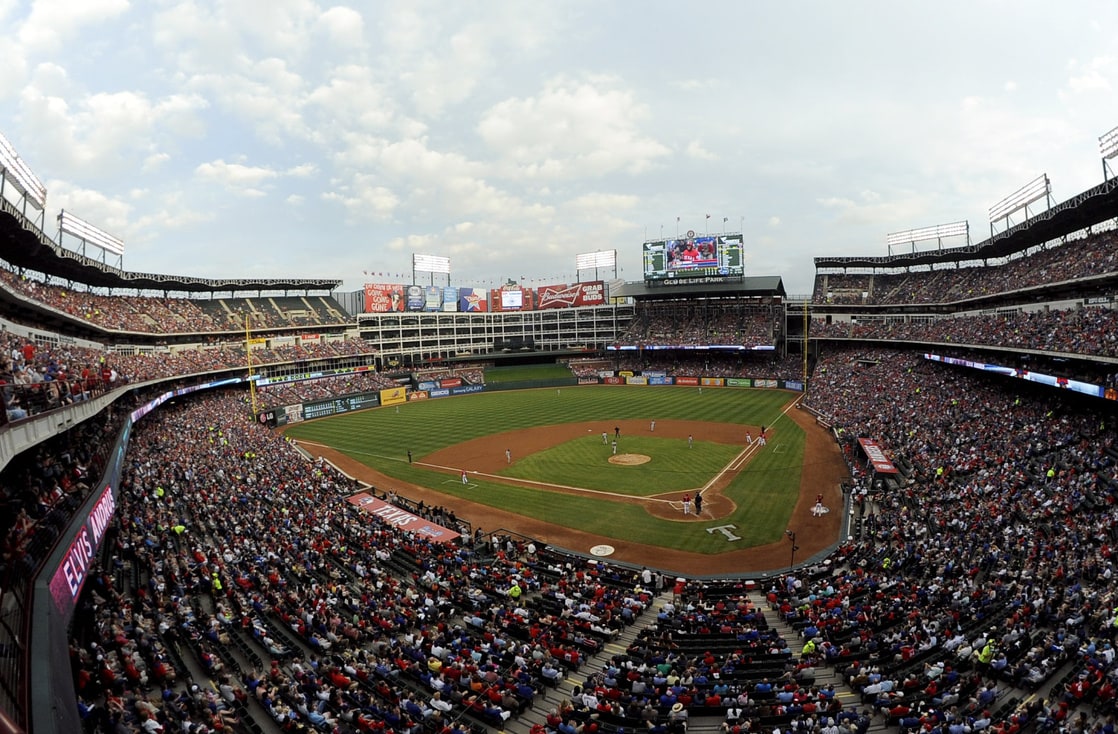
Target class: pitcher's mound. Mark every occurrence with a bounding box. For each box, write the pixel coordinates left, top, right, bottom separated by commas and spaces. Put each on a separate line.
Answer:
610, 453, 651, 465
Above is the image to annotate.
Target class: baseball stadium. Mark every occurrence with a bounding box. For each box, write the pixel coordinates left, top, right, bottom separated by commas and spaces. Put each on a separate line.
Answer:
3, 132, 1118, 734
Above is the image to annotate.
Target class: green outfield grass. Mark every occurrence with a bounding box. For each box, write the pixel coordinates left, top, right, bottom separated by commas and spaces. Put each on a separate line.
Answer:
284, 386, 804, 554
484, 363, 574, 383
502, 435, 742, 495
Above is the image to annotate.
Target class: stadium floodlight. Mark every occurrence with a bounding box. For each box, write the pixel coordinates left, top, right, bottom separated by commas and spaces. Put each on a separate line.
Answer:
412, 253, 450, 274
58, 209, 124, 256
1101, 124, 1118, 161
0, 132, 47, 209
988, 174, 1050, 224
575, 249, 617, 282
1100, 124, 1118, 182
575, 250, 616, 270
886, 221, 969, 252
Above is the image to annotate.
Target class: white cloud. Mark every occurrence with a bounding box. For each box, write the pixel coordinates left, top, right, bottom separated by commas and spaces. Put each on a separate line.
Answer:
5, 2, 1118, 295
407, 23, 494, 116
142, 153, 170, 172
305, 65, 399, 136
317, 6, 365, 48
477, 76, 671, 179
0, 37, 29, 101
321, 176, 400, 220
194, 160, 279, 192
686, 140, 717, 161
186, 57, 308, 144
563, 193, 640, 216
18, 0, 130, 53
816, 189, 934, 230
47, 179, 131, 237
1062, 55, 1117, 98
18, 82, 208, 175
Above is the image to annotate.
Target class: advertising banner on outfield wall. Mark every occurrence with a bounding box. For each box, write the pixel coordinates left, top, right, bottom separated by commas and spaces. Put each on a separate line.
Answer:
409, 391, 428, 401
626, 376, 649, 385
603, 376, 622, 385
418, 381, 437, 391
364, 283, 406, 312
450, 384, 484, 395
783, 380, 804, 391
726, 378, 752, 388
430, 388, 450, 398
439, 377, 463, 388
347, 493, 460, 542
755, 379, 778, 388
489, 286, 534, 312
578, 377, 600, 385
700, 377, 725, 387
380, 386, 408, 407
443, 286, 458, 311
424, 286, 443, 312
648, 376, 673, 385
406, 285, 425, 311
676, 376, 699, 386
458, 287, 488, 312
535, 281, 606, 309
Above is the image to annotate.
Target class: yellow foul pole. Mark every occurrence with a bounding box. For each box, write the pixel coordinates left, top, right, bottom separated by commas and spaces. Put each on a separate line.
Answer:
246, 314, 258, 416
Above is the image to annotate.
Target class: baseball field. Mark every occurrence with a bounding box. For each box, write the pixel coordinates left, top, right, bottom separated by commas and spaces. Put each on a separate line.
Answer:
283, 384, 849, 575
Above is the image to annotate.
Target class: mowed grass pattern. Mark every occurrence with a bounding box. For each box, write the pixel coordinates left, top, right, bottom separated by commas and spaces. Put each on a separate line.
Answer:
485, 364, 574, 382
502, 435, 742, 495
285, 386, 804, 554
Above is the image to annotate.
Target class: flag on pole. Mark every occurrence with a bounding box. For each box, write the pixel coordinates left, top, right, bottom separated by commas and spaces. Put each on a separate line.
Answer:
705, 214, 711, 220
723, 217, 729, 223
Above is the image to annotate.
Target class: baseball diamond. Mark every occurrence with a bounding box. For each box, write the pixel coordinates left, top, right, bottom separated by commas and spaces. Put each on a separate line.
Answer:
283, 384, 849, 575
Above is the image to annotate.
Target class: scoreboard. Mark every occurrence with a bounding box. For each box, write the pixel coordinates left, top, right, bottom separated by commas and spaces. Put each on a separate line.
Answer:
643, 233, 744, 282
302, 392, 381, 420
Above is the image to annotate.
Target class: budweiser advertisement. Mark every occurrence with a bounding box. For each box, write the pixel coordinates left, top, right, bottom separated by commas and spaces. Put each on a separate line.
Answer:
535, 281, 607, 309
857, 438, 899, 474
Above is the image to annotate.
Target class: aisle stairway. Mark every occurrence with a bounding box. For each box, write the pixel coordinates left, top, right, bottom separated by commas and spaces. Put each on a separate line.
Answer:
501, 590, 677, 734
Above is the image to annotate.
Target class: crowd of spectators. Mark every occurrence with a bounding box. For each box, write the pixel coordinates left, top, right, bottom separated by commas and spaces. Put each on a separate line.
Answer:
618, 304, 779, 347
64, 390, 655, 733
0, 329, 386, 424
812, 229, 1118, 306
800, 344, 1118, 733
812, 306, 1118, 360
0, 396, 140, 594
33, 337, 1118, 734
0, 268, 350, 333
413, 367, 487, 386
257, 372, 401, 409
614, 353, 804, 381
10, 228, 1118, 734
565, 360, 614, 379
1, 329, 127, 422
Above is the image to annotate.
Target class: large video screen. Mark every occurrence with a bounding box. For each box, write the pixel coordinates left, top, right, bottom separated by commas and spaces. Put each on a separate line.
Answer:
643, 234, 744, 281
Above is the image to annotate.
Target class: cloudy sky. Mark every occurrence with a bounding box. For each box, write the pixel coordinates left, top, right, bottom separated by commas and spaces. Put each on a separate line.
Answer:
1, 0, 1117, 297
